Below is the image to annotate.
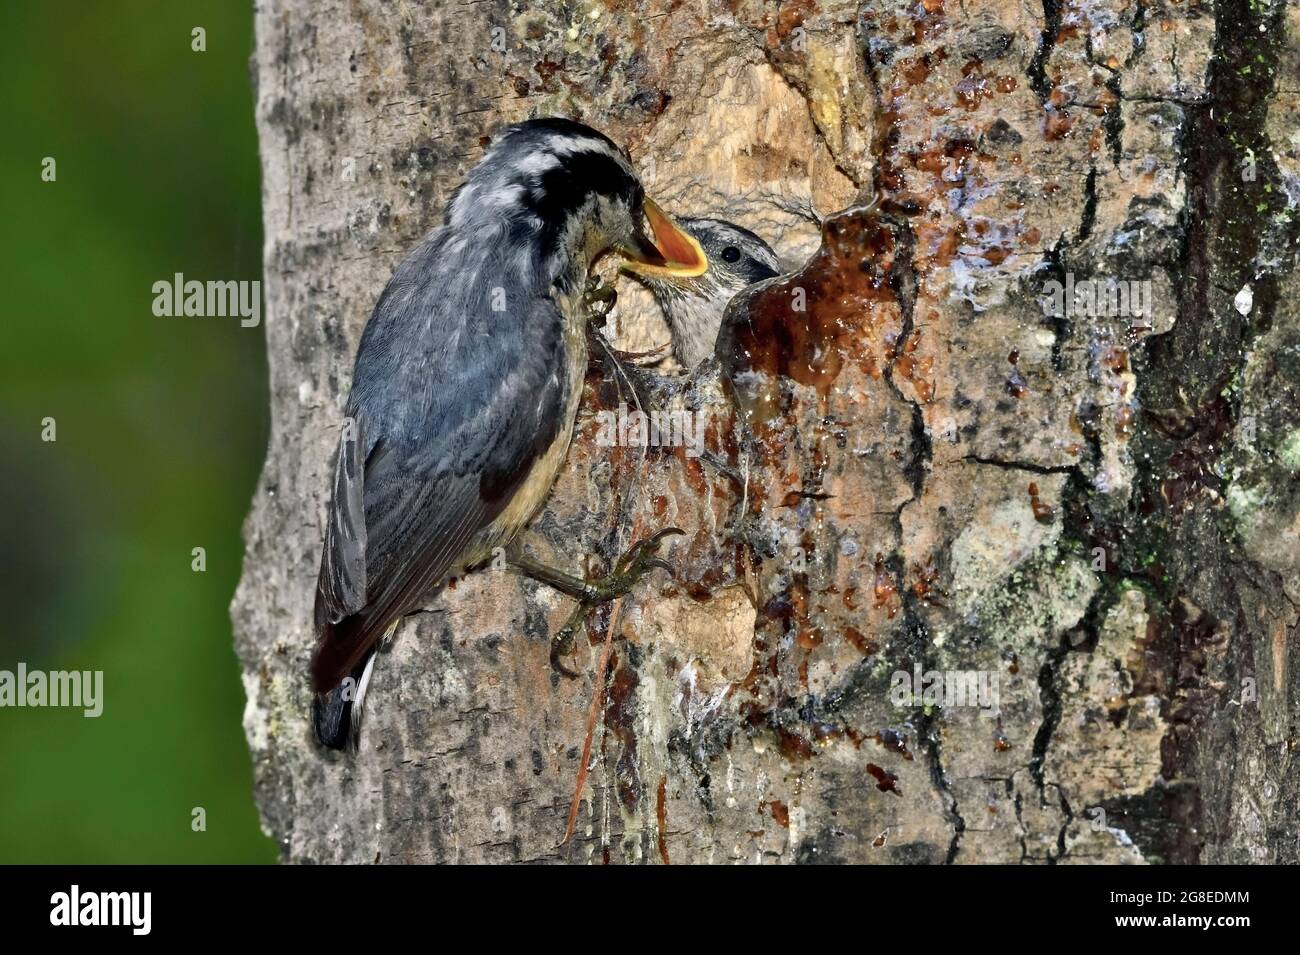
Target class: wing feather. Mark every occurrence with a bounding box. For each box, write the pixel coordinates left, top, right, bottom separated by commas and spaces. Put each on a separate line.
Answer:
311, 291, 568, 692
313, 414, 371, 631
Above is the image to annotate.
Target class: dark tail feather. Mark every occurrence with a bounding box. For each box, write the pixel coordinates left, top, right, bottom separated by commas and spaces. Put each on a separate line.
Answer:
312, 605, 379, 692
312, 656, 370, 750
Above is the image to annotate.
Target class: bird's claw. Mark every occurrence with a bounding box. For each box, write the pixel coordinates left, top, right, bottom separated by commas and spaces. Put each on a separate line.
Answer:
603, 527, 684, 599
548, 527, 684, 678
582, 275, 618, 321
549, 610, 583, 679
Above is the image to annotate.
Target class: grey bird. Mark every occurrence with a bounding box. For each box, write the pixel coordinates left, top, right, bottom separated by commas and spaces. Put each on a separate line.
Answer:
622, 217, 782, 369
310, 118, 700, 749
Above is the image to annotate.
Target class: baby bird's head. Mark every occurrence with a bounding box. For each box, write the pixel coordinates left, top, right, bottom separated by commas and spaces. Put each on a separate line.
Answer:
622, 217, 781, 369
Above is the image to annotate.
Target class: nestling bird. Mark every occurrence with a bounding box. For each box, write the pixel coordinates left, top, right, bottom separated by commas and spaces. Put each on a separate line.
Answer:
622, 217, 782, 369
311, 118, 700, 749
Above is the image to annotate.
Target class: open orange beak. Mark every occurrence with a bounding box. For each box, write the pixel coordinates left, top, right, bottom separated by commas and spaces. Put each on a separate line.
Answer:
619, 198, 708, 279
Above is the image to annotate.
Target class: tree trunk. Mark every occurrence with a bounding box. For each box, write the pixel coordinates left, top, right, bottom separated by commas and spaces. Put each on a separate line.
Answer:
234, 0, 1299, 863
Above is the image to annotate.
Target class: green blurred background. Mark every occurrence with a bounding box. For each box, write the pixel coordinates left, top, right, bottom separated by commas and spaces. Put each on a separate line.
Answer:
0, 3, 276, 861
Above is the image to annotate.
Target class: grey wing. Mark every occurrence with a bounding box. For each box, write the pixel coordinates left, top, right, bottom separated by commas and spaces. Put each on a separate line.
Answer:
311, 294, 569, 691
313, 412, 370, 630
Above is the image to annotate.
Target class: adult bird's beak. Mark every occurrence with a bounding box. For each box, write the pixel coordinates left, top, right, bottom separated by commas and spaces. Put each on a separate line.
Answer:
619, 199, 709, 279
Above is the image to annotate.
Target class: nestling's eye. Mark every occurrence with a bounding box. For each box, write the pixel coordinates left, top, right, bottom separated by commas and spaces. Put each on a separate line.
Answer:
720, 246, 741, 263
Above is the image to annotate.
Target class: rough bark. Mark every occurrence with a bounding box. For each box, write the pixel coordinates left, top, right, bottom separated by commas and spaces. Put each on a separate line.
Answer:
234, 0, 1299, 863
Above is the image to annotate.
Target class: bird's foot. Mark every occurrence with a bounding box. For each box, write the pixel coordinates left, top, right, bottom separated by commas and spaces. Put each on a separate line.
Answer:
595, 527, 683, 600
582, 274, 618, 321
549, 604, 587, 678
508, 528, 684, 677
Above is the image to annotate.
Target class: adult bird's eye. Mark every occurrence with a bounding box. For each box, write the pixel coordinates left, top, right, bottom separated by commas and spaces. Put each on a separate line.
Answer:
720, 246, 741, 263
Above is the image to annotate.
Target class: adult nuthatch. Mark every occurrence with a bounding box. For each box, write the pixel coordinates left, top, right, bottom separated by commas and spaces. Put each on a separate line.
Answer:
310, 118, 698, 748
623, 217, 781, 369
